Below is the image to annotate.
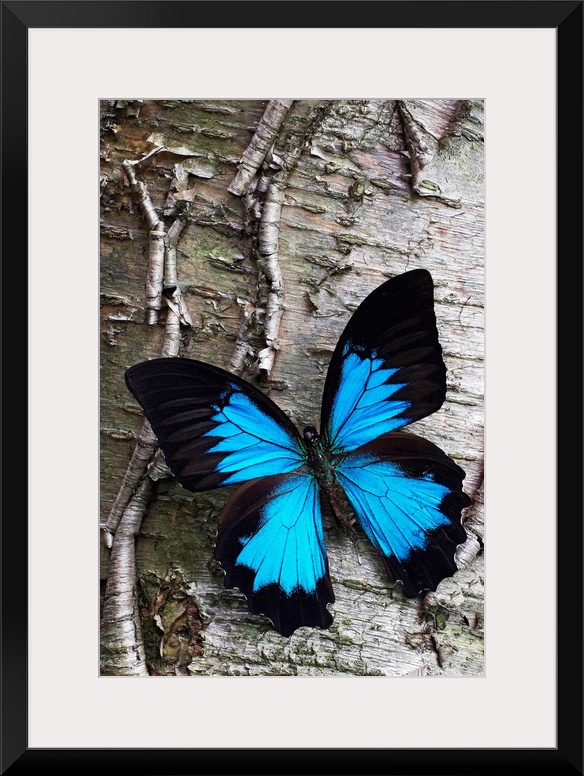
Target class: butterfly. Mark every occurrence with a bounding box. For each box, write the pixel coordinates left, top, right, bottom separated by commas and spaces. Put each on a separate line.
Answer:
125, 269, 471, 637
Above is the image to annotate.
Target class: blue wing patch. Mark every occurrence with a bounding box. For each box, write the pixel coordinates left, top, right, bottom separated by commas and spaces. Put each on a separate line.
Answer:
327, 343, 411, 453
203, 388, 305, 484
235, 473, 326, 594
321, 268, 448, 447
335, 453, 450, 559
215, 472, 334, 636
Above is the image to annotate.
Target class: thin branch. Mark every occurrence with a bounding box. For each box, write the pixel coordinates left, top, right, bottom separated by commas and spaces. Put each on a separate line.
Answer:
100, 477, 152, 676
227, 297, 255, 375
398, 100, 434, 196
161, 295, 183, 358
100, 214, 190, 544
164, 217, 187, 287
123, 159, 166, 324
101, 420, 158, 543
228, 102, 333, 378
228, 99, 294, 196
256, 171, 285, 375
122, 159, 161, 230
255, 102, 333, 376
143, 225, 165, 324
163, 215, 193, 341
101, 164, 192, 675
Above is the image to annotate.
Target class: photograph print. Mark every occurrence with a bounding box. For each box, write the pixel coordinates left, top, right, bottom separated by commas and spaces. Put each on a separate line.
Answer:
100, 98, 484, 677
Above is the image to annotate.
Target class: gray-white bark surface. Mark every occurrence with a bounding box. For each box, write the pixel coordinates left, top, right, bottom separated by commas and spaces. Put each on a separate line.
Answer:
100, 98, 484, 677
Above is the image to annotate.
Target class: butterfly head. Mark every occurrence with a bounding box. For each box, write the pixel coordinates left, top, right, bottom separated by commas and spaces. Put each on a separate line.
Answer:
303, 425, 319, 446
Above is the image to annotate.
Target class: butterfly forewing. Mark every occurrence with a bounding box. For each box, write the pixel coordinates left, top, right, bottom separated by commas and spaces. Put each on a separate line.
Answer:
125, 358, 306, 492
321, 269, 446, 453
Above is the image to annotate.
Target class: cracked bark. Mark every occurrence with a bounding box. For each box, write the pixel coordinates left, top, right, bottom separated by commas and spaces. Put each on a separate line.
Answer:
101, 98, 484, 677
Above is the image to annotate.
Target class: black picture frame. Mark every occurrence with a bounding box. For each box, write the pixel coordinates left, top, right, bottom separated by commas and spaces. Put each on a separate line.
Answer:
3, 1, 582, 774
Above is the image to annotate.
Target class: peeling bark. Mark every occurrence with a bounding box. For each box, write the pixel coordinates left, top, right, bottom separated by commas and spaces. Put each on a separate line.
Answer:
101, 420, 157, 545
399, 99, 470, 205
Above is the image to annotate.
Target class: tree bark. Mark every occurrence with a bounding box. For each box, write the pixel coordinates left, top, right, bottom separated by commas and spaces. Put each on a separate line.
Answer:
100, 98, 484, 677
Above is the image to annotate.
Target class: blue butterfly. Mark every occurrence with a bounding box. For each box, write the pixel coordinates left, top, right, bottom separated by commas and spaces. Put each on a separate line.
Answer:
125, 269, 471, 636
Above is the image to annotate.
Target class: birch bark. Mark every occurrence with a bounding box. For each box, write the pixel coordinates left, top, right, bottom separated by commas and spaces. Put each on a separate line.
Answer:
100, 98, 484, 677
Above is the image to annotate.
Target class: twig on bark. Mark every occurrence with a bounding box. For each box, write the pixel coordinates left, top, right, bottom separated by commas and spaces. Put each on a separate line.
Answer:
228, 99, 294, 197
163, 215, 193, 342
227, 297, 255, 375
101, 420, 158, 546
143, 225, 166, 324
123, 158, 166, 323
122, 158, 161, 230
254, 103, 333, 376
101, 215, 190, 544
228, 101, 333, 378
101, 162, 192, 675
163, 218, 192, 355
255, 161, 286, 376
398, 100, 435, 197
100, 477, 152, 677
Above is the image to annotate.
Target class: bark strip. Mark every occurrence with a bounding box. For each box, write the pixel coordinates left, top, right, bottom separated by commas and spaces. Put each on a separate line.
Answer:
146, 226, 166, 323
100, 478, 152, 676
256, 175, 285, 375
123, 159, 166, 323
228, 99, 294, 196
227, 299, 255, 375
101, 162, 192, 675
255, 102, 333, 375
122, 159, 161, 230
163, 216, 192, 333
226, 101, 334, 378
101, 419, 158, 546
399, 100, 435, 196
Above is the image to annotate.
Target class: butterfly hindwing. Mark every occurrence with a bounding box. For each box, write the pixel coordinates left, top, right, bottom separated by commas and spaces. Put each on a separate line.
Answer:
214, 471, 334, 636
321, 269, 446, 454
125, 358, 305, 492
333, 431, 471, 597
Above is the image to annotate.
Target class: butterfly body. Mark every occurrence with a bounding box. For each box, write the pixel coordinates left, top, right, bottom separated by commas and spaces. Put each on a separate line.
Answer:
300, 425, 356, 535
125, 269, 471, 636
